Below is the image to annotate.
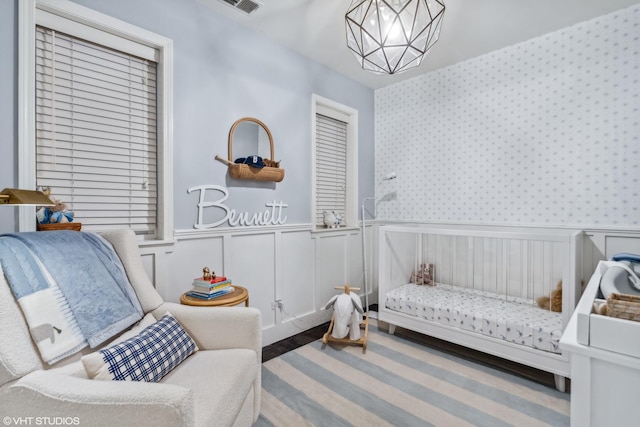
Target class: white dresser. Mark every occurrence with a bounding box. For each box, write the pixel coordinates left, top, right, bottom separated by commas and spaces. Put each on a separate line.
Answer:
560, 261, 640, 427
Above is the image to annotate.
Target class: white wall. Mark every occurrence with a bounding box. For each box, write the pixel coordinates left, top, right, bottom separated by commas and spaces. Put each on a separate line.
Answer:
139, 225, 368, 346
375, 4, 640, 230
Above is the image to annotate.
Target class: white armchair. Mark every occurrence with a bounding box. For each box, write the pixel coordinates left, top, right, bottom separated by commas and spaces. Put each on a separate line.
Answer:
0, 229, 261, 427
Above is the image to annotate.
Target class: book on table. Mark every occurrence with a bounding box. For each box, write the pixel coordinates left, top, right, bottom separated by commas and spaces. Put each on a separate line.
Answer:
186, 286, 235, 300
192, 279, 232, 291
192, 276, 228, 285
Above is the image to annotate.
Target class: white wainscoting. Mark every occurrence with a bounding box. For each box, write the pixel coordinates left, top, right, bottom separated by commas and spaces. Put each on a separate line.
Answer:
134, 223, 639, 347
137, 224, 373, 346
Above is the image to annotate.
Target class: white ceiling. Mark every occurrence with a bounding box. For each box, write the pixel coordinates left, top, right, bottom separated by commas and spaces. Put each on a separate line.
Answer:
199, 0, 640, 89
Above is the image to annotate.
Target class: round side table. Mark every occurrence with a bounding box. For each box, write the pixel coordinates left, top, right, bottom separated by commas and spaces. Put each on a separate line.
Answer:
180, 285, 249, 307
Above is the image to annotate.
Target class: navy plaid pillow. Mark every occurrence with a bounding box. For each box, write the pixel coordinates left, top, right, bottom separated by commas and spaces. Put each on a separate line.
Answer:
96, 313, 198, 382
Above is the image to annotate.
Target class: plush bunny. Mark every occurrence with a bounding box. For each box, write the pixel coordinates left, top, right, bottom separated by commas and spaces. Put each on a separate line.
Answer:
322, 291, 364, 340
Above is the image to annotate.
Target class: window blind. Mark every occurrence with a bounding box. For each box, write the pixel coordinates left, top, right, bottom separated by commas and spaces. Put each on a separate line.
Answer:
35, 26, 158, 234
315, 113, 347, 226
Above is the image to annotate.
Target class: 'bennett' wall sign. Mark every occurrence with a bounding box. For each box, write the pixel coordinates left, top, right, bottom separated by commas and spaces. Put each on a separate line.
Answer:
188, 185, 288, 229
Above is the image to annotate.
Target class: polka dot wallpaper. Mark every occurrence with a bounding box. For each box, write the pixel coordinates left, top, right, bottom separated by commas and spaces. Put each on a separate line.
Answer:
375, 5, 640, 228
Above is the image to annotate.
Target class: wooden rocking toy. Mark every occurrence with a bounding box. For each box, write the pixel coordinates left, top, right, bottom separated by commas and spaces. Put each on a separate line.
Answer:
322, 284, 369, 353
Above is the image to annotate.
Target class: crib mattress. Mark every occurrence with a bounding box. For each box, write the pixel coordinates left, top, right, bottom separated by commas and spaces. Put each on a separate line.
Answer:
385, 283, 563, 354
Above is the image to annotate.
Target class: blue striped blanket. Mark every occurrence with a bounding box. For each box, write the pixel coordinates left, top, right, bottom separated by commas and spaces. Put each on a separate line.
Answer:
0, 231, 143, 364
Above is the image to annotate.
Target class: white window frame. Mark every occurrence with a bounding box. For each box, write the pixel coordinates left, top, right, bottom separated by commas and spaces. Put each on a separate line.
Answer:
311, 94, 358, 229
19, 0, 174, 242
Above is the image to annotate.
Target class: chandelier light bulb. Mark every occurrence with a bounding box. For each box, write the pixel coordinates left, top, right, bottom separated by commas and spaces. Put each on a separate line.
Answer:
387, 19, 402, 41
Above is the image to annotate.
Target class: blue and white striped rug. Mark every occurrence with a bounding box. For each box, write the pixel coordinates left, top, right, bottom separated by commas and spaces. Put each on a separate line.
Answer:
255, 323, 570, 426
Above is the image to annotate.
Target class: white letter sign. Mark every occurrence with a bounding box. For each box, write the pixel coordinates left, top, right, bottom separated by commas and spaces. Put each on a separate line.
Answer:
188, 185, 288, 229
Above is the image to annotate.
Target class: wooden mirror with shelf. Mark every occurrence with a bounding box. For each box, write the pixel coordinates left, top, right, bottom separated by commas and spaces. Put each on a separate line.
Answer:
215, 117, 284, 182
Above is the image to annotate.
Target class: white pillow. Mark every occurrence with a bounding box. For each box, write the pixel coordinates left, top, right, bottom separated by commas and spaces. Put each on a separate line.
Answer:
82, 312, 198, 382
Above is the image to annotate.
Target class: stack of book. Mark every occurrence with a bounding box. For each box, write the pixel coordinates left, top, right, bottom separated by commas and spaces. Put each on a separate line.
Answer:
186, 275, 234, 300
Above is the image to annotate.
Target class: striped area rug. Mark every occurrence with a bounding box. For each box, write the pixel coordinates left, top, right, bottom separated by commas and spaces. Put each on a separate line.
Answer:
255, 323, 570, 427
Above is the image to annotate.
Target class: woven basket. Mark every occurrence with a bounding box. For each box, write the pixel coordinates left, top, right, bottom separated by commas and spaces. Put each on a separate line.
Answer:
37, 222, 82, 231
222, 117, 285, 183
228, 163, 284, 182
606, 292, 640, 322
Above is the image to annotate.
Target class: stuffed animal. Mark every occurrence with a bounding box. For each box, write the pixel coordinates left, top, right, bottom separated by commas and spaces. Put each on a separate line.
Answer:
410, 263, 434, 286
536, 280, 562, 312
322, 289, 364, 340
593, 300, 608, 315
334, 212, 343, 226
36, 198, 74, 224
263, 159, 281, 168
323, 210, 343, 228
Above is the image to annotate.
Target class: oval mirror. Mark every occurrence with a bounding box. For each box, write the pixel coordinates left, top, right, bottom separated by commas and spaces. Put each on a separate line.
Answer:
228, 117, 274, 162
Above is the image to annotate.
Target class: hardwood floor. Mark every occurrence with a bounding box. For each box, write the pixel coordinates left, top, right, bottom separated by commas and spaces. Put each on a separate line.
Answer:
261, 310, 569, 391
262, 322, 329, 362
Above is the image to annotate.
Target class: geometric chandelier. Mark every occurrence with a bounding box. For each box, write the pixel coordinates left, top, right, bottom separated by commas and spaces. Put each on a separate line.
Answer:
345, 0, 445, 75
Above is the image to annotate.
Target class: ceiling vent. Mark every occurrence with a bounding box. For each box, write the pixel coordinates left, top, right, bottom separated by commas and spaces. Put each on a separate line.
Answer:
220, 0, 261, 15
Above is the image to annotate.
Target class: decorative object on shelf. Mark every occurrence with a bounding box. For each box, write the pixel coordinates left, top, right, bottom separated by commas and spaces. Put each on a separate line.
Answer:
322, 210, 343, 228
215, 117, 284, 182
0, 188, 55, 206
35, 188, 81, 231
345, 0, 445, 75
322, 284, 368, 353
202, 266, 214, 281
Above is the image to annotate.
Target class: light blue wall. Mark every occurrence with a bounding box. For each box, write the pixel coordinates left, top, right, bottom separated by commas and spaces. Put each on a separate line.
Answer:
0, 0, 374, 231
0, 1, 17, 230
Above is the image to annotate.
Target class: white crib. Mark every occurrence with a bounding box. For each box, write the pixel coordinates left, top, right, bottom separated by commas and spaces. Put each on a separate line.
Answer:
377, 224, 583, 391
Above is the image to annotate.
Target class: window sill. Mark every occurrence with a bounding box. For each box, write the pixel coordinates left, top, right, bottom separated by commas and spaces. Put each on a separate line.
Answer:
138, 238, 176, 248
311, 226, 361, 235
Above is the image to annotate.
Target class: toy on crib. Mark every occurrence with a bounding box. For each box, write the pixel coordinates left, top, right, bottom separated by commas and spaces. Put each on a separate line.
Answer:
322, 285, 364, 340
36, 193, 74, 225
410, 263, 434, 286
322, 210, 343, 228
536, 280, 562, 312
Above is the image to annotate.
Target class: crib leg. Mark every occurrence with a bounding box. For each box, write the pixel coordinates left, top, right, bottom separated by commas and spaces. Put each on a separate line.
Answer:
554, 375, 566, 392
388, 324, 396, 335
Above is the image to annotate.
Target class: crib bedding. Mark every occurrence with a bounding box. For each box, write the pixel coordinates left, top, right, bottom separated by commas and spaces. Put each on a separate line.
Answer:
385, 283, 563, 354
